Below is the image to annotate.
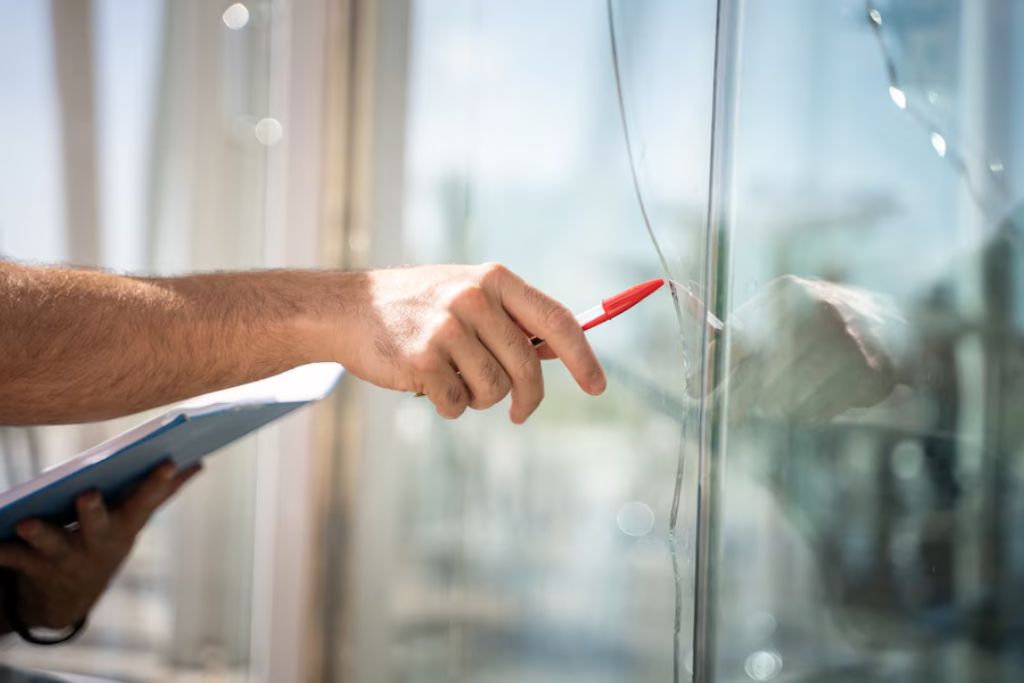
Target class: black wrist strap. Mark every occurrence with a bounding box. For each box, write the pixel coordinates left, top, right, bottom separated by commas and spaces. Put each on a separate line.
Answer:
3, 578, 87, 645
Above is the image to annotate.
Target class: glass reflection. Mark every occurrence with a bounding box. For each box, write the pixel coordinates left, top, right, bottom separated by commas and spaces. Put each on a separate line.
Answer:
705, 1, 1024, 680
222, 3, 250, 30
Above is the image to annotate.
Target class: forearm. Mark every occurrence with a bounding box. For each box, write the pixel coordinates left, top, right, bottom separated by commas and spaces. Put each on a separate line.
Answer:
0, 262, 357, 425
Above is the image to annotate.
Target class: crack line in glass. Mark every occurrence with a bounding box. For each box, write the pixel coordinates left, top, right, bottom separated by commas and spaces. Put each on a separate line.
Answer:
607, 2, 692, 681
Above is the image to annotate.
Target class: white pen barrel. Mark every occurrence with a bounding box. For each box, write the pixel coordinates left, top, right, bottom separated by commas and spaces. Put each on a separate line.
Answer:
574, 304, 606, 327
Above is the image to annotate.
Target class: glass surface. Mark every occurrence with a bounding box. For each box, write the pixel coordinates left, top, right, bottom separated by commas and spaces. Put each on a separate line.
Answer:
0, 1, 275, 679
342, 0, 717, 681
705, 1, 1024, 681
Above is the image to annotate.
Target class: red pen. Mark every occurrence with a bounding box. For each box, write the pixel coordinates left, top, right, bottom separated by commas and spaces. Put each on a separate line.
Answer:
528, 277, 666, 346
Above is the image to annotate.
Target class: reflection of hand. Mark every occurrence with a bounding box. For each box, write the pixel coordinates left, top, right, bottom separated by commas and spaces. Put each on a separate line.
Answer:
0, 462, 201, 632
336, 264, 606, 423
719, 275, 906, 421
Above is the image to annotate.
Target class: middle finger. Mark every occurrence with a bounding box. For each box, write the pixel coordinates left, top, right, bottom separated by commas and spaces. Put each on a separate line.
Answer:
76, 490, 112, 547
448, 336, 512, 410
474, 308, 545, 423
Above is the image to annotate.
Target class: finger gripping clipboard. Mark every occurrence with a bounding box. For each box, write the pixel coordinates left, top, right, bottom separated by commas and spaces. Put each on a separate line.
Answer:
0, 363, 344, 541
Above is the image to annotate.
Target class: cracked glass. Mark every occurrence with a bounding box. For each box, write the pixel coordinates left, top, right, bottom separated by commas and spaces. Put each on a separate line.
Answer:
702, 1, 1024, 681
339, 1, 1024, 682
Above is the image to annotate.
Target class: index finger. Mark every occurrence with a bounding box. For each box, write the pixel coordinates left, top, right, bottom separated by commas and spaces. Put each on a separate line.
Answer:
492, 269, 606, 395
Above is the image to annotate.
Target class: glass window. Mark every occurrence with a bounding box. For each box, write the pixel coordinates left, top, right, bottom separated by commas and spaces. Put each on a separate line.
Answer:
704, 1, 1024, 681
339, 1, 718, 681
339, 1, 1024, 682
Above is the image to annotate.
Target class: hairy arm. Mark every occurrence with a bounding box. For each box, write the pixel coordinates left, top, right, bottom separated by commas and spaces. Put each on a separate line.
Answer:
0, 261, 605, 426
0, 261, 351, 424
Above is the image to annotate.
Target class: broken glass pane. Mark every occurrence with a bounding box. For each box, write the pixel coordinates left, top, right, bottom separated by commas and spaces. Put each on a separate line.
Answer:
703, 1, 1024, 680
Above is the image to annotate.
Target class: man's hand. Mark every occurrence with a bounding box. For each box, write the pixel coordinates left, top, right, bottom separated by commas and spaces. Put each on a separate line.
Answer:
0, 461, 200, 632
336, 264, 606, 423
714, 275, 907, 422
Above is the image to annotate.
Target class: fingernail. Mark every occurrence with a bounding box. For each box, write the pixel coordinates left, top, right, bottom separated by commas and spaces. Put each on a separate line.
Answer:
86, 491, 102, 508
17, 521, 38, 538
159, 463, 177, 480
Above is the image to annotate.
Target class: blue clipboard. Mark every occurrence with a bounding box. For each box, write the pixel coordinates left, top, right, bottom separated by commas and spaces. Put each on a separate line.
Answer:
0, 363, 344, 541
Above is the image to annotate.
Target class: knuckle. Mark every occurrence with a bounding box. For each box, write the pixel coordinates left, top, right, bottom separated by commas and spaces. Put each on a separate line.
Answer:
472, 361, 510, 408
435, 383, 468, 418
409, 349, 441, 374
483, 359, 511, 393
478, 262, 509, 285
449, 284, 489, 313
542, 303, 578, 336
433, 315, 466, 344
471, 396, 498, 411
503, 320, 532, 351
444, 383, 467, 409
513, 353, 542, 382
480, 261, 507, 277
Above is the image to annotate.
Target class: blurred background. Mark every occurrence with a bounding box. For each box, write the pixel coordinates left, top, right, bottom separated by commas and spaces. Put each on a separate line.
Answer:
0, 0, 1021, 682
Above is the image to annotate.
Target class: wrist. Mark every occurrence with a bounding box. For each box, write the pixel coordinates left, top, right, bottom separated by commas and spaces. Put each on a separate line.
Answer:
162, 269, 364, 370
301, 270, 369, 367
0, 573, 87, 644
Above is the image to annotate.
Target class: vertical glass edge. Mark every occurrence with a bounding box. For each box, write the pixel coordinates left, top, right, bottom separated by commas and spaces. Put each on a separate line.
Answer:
692, 0, 743, 680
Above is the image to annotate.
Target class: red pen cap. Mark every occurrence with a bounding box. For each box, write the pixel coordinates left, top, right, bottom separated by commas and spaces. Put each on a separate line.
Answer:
603, 278, 665, 317
579, 278, 665, 332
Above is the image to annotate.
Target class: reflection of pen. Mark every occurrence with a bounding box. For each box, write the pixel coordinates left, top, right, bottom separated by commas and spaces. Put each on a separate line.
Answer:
667, 279, 725, 334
